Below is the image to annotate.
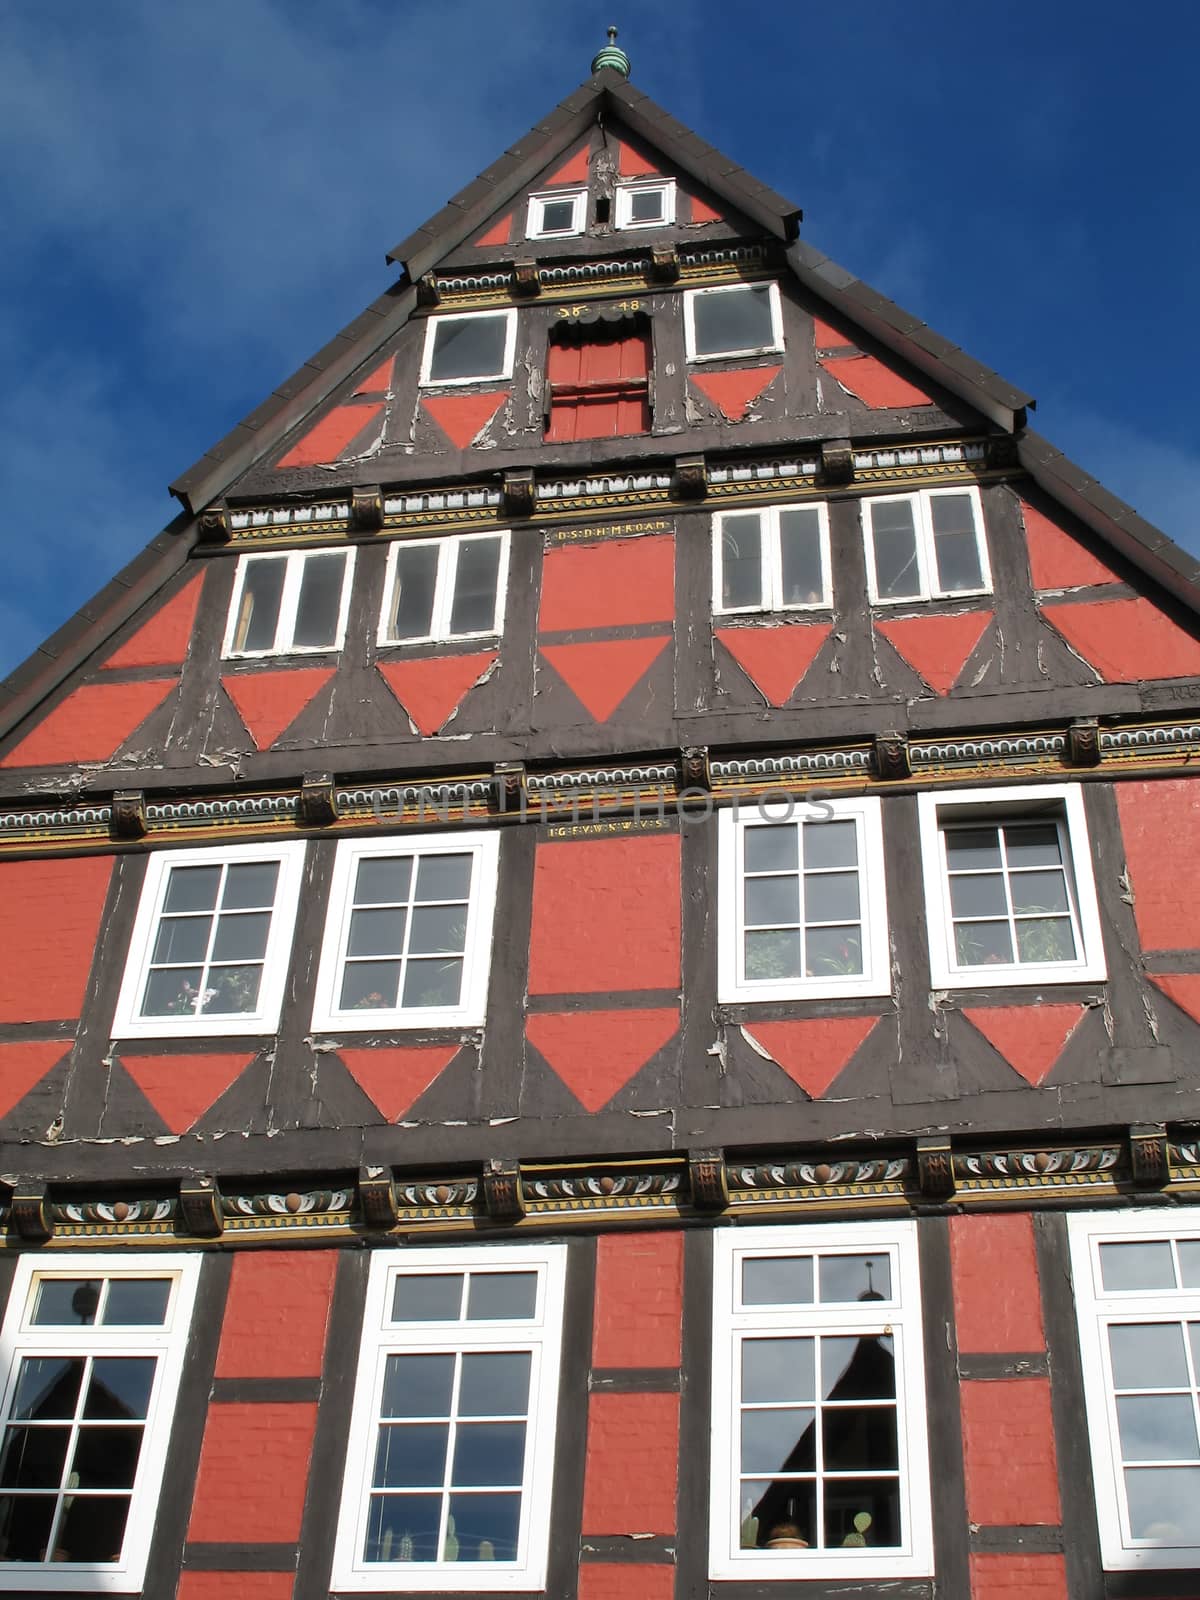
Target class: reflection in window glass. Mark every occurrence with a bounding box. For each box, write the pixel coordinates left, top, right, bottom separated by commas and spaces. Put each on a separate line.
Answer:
426, 315, 511, 383
691, 284, 778, 358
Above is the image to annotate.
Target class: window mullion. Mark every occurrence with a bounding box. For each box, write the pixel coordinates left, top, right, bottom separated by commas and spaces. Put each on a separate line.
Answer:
432, 541, 458, 641
277, 553, 306, 651
764, 510, 782, 611
194, 862, 228, 1015
915, 494, 936, 599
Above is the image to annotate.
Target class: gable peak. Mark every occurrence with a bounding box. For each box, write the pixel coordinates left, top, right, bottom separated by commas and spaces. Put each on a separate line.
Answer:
591, 25, 630, 79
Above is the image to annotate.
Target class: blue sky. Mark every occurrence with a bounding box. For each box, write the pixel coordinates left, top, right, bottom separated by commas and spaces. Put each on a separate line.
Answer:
2, 0, 1197, 679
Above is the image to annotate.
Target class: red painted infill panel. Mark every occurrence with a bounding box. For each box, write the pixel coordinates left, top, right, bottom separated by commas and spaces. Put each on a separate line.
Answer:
875, 611, 992, 696
104, 575, 203, 669
353, 356, 394, 396
1021, 500, 1119, 590
178, 1578, 294, 1600
969, 1554, 1067, 1600
962, 1004, 1085, 1087
337, 1045, 460, 1122
0, 856, 112, 1022
716, 623, 830, 706
215, 1251, 338, 1379
0, 679, 176, 767
187, 1401, 318, 1543
121, 1054, 252, 1134
949, 1214, 1046, 1353
744, 1017, 877, 1100
1116, 780, 1200, 950
1150, 973, 1200, 1025
544, 145, 591, 186
474, 212, 514, 248
0, 1042, 69, 1121
540, 637, 669, 722
528, 834, 681, 995
377, 651, 497, 737
819, 353, 933, 408
690, 365, 781, 421
579, 1566, 674, 1600
421, 391, 508, 449
960, 1379, 1061, 1526
526, 1009, 679, 1112
593, 1232, 683, 1368
540, 535, 674, 631
688, 194, 722, 224
617, 140, 659, 177
276, 400, 382, 469
813, 315, 853, 351
223, 667, 334, 751
581, 1392, 679, 1534
1043, 596, 1200, 683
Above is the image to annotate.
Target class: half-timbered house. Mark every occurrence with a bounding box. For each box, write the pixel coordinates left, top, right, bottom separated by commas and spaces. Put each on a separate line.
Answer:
1, 32, 1199, 1600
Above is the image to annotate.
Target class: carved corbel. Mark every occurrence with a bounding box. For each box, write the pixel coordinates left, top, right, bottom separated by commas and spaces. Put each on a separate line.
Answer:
674, 453, 707, 500
11, 1184, 51, 1243
916, 1136, 955, 1199
679, 746, 711, 791
350, 485, 385, 532
492, 761, 527, 815
416, 275, 442, 307
511, 259, 541, 298
502, 468, 535, 518
1129, 1122, 1169, 1188
197, 505, 230, 544
649, 244, 680, 282
1066, 718, 1102, 768
359, 1166, 399, 1228
820, 438, 855, 486
110, 790, 147, 840
874, 731, 911, 781
298, 772, 338, 827
178, 1176, 223, 1238
482, 1158, 525, 1220
689, 1148, 729, 1211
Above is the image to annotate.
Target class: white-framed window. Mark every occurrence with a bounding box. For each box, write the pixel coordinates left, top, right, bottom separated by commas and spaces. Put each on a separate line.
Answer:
112, 841, 307, 1039
378, 532, 510, 647
710, 1221, 933, 1582
713, 502, 832, 615
1068, 1210, 1200, 1569
684, 282, 783, 363
615, 179, 676, 230
718, 798, 891, 1003
0, 1253, 201, 1593
312, 833, 500, 1032
222, 547, 355, 658
917, 783, 1106, 989
526, 190, 587, 240
420, 311, 518, 388
332, 1244, 567, 1592
862, 487, 992, 604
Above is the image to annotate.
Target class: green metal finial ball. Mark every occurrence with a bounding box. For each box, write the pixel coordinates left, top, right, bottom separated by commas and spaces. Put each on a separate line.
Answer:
591, 25, 630, 78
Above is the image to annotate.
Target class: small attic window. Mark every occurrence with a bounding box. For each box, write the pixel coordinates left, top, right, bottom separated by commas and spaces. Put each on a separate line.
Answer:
685, 282, 783, 362
546, 317, 651, 442
420, 309, 517, 386
528, 189, 587, 240
615, 179, 676, 230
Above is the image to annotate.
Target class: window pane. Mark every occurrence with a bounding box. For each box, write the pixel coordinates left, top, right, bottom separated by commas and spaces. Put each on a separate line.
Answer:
539, 198, 577, 233
819, 1254, 892, 1304
102, 1279, 171, 1327
746, 1478, 816, 1549
233, 560, 286, 652
745, 876, 800, 927
401, 958, 464, 1010
954, 921, 1014, 966
33, 1279, 102, 1326
428, 315, 509, 382
382, 1354, 455, 1418
55, 1494, 130, 1563
869, 502, 921, 599
692, 285, 775, 357
803, 820, 858, 871
929, 493, 984, 592
451, 1421, 526, 1486
141, 968, 203, 1016
222, 862, 280, 910
629, 188, 663, 222
1117, 1395, 1200, 1462
1003, 824, 1062, 869
347, 907, 407, 958
742, 1257, 814, 1306
13, 1357, 84, 1419
745, 929, 802, 980
1014, 919, 1076, 964
1109, 1323, 1189, 1389
948, 874, 1008, 918
341, 961, 402, 1011
944, 828, 1002, 872
391, 1275, 463, 1323
467, 1274, 537, 1321
742, 1407, 815, 1473
742, 1338, 815, 1403
152, 914, 211, 965
292, 552, 347, 649
823, 1407, 899, 1471
778, 509, 825, 605
162, 865, 222, 914
0, 1424, 70, 1487
72, 1425, 143, 1488
0, 1493, 57, 1561
804, 872, 860, 924
823, 1479, 901, 1549
821, 1334, 895, 1399
387, 545, 440, 640
373, 1423, 449, 1488
85, 1358, 156, 1420
364, 1492, 441, 1562
720, 514, 764, 609
416, 855, 473, 902
745, 825, 798, 874
449, 538, 502, 636
805, 927, 862, 978
211, 911, 272, 961
459, 1353, 531, 1418
1125, 1466, 1200, 1541
1180, 1242, 1200, 1288
408, 906, 468, 956
355, 856, 413, 906
203, 965, 263, 1014
446, 1490, 521, 1561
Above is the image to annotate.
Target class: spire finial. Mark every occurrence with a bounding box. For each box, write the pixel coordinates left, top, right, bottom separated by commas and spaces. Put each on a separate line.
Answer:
591, 24, 630, 78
